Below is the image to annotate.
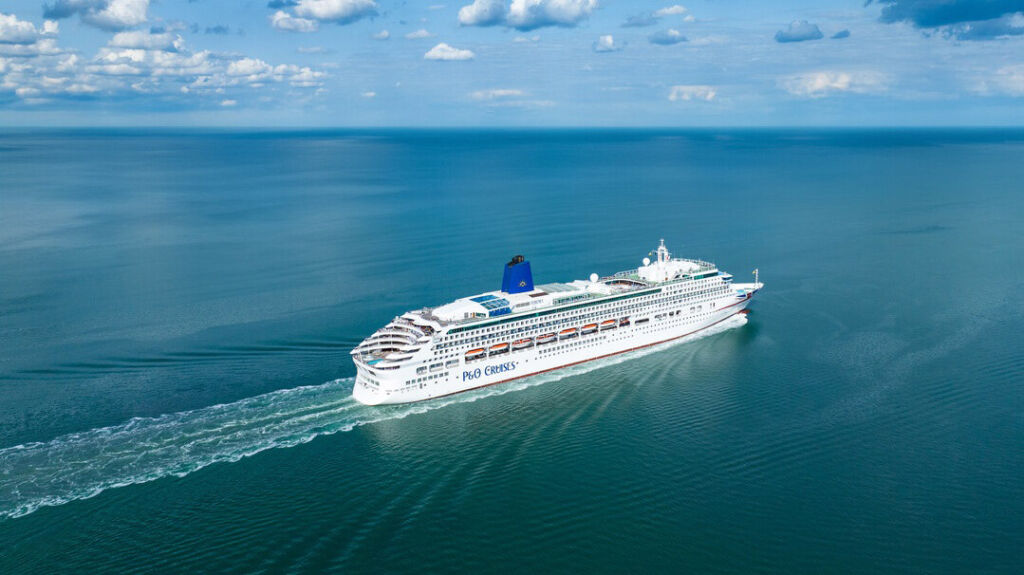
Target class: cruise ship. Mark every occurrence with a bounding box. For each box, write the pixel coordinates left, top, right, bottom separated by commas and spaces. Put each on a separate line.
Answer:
351, 240, 762, 405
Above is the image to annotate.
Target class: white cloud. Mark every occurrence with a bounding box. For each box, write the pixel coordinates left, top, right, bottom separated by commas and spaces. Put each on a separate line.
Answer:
653, 5, 687, 17
43, 0, 149, 31
0, 13, 58, 44
649, 28, 686, 45
668, 84, 716, 101
373, 29, 390, 40
470, 88, 525, 100
361, 90, 376, 98
975, 64, 1024, 96
592, 34, 621, 53
0, 29, 326, 105
271, 10, 319, 33
508, 0, 597, 30
458, 0, 506, 26
459, 0, 596, 30
513, 35, 540, 42
292, 0, 378, 24
220, 99, 236, 107
109, 30, 184, 51
424, 42, 475, 60
781, 71, 886, 97
405, 28, 434, 39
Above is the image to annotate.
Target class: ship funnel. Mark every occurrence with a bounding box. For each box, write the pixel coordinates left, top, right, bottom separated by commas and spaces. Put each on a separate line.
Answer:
501, 255, 534, 294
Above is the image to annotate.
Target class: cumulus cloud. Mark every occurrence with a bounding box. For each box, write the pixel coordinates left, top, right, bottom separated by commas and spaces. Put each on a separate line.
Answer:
1, 13, 58, 45
405, 28, 434, 39
458, 0, 506, 26
458, 0, 597, 30
649, 28, 687, 45
592, 34, 621, 52
781, 70, 886, 97
43, 0, 149, 31
831, 29, 851, 39
361, 90, 376, 97
0, 25, 325, 105
269, 0, 376, 31
654, 5, 688, 17
424, 42, 475, 60
292, 0, 378, 23
868, 0, 1024, 40
220, 99, 237, 106
271, 10, 319, 32
373, 29, 390, 39
668, 84, 715, 101
623, 4, 691, 27
775, 20, 824, 43
109, 29, 184, 51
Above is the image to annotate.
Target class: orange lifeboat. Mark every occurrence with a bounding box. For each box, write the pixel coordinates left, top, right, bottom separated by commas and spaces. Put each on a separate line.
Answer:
465, 348, 485, 360
512, 338, 533, 350
558, 328, 578, 339
600, 319, 617, 330
489, 342, 510, 354
537, 333, 556, 344
581, 323, 598, 334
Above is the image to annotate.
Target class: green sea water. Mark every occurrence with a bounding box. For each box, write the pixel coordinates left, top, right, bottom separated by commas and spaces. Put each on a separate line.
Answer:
1, 129, 1022, 573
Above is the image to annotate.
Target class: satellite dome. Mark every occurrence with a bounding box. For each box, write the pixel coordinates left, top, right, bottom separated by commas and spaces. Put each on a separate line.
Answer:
589, 273, 599, 282
643, 257, 651, 266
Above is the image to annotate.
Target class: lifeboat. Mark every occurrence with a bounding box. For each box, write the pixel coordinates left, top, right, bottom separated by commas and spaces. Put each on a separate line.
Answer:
619, 317, 630, 327
581, 323, 598, 335
558, 328, 578, 339
465, 348, 485, 360
537, 333, 556, 344
599, 319, 617, 330
512, 338, 533, 350
489, 342, 510, 354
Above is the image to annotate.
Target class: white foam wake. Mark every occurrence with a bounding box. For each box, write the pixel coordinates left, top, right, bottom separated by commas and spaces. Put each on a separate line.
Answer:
0, 314, 747, 520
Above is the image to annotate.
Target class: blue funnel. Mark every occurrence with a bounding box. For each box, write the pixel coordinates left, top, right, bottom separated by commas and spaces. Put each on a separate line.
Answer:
501, 255, 534, 294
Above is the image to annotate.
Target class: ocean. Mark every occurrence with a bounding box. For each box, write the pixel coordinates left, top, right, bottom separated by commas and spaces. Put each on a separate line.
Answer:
1, 129, 1022, 573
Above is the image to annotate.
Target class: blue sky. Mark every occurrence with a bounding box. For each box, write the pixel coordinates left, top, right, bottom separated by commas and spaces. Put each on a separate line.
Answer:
1, 0, 1023, 126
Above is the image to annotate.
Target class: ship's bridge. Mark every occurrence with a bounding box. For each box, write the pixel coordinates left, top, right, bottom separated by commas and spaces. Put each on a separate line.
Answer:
635, 239, 714, 283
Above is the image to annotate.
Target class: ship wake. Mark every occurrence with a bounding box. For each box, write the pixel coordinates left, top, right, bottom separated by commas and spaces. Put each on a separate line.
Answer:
0, 314, 747, 520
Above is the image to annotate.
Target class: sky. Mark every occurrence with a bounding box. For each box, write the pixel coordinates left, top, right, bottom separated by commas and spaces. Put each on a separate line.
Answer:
0, 0, 1023, 126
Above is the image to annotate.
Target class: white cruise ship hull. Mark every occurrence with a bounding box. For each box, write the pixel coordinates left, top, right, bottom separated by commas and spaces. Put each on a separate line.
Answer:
353, 288, 756, 406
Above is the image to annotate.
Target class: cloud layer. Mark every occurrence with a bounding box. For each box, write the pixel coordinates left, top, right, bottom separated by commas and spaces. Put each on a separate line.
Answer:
871, 0, 1024, 40
424, 42, 475, 60
43, 0, 149, 31
775, 20, 824, 43
458, 0, 597, 31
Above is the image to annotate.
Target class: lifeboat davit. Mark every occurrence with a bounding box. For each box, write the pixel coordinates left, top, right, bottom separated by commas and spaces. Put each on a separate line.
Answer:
512, 338, 533, 349
581, 323, 598, 334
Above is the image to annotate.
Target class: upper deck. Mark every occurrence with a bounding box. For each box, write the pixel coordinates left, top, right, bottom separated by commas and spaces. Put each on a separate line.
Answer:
351, 241, 724, 368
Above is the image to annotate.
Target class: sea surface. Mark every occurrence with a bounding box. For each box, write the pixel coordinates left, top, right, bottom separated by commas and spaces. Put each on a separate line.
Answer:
0, 129, 1022, 573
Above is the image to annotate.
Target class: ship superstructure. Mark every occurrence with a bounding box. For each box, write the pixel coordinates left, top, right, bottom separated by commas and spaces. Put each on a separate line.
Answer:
351, 240, 762, 405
